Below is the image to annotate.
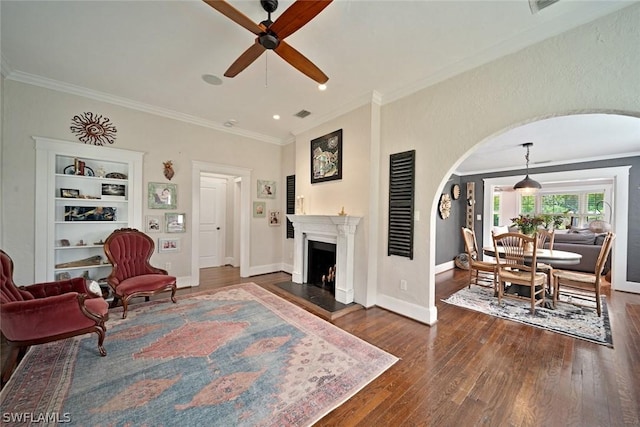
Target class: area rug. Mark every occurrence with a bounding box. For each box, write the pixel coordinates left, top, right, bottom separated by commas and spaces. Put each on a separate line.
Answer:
0, 283, 398, 426
442, 286, 613, 347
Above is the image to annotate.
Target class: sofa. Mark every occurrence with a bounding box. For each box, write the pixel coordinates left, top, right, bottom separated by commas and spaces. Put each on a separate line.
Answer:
544, 229, 611, 274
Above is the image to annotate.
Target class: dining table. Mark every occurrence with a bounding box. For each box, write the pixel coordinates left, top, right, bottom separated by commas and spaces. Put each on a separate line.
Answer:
482, 247, 583, 267
482, 246, 582, 305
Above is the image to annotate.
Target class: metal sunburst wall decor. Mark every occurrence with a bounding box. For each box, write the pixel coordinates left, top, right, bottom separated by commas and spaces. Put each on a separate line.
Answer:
70, 112, 117, 146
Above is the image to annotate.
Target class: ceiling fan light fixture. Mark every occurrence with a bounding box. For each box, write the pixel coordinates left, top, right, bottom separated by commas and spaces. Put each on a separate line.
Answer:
201, 74, 223, 86
513, 142, 542, 192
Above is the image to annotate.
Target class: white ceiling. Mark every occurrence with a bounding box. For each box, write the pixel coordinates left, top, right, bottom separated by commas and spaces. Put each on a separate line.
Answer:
2, 0, 639, 171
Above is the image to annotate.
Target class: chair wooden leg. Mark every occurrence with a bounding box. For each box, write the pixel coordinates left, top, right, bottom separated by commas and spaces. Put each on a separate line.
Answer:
95, 326, 107, 357
595, 287, 602, 317
1, 346, 25, 388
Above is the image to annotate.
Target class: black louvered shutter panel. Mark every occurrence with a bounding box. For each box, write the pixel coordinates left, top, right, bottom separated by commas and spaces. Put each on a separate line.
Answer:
286, 175, 295, 239
388, 150, 415, 259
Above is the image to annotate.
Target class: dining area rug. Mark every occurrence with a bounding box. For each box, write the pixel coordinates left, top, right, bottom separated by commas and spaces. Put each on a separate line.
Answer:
443, 285, 613, 347
0, 283, 398, 426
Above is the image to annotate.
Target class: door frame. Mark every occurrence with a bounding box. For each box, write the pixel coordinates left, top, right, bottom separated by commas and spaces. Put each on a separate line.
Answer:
191, 161, 251, 283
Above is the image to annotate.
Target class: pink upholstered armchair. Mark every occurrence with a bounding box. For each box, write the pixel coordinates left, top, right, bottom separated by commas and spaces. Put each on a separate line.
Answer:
103, 228, 177, 319
0, 249, 108, 387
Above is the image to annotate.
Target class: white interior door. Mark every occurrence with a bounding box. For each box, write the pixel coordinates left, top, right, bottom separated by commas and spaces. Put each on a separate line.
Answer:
199, 176, 226, 268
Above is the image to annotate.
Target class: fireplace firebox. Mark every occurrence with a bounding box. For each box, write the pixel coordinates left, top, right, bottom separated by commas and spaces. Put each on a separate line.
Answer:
307, 240, 337, 294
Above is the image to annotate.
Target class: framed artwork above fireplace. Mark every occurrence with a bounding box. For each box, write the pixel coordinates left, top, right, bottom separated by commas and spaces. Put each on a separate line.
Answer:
311, 129, 342, 184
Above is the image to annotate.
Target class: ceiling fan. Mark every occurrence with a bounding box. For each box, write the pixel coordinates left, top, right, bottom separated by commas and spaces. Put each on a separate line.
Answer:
203, 0, 331, 84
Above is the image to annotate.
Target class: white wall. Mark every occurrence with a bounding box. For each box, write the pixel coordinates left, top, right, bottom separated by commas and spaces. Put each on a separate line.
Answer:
293, 104, 373, 304
376, 3, 640, 323
1, 81, 283, 284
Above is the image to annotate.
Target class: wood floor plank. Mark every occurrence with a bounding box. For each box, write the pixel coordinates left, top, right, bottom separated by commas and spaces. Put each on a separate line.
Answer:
4, 266, 637, 426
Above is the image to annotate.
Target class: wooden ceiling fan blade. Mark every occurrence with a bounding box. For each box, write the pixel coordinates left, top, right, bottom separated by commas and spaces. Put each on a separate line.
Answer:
269, 0, 332, 40
274, 40, 328, 84
225, 41, 266, 77
203, 0, 263, 35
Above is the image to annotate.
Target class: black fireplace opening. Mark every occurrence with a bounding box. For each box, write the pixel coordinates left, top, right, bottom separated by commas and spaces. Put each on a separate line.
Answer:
307, 240, 337, 294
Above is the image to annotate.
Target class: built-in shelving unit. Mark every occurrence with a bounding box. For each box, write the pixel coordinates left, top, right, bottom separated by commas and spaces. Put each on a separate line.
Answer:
34, 137, 144, 283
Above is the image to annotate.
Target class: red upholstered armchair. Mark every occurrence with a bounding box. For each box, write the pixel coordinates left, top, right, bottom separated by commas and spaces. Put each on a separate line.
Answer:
103, 228, 177, 319
0, 249, 108, 387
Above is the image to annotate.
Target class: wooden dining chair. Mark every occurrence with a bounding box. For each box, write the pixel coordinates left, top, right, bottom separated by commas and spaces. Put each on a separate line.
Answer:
492, 232, 548, 314
552, 232, 614, 316
461, 227, 498, 293
536, 229, 555, 295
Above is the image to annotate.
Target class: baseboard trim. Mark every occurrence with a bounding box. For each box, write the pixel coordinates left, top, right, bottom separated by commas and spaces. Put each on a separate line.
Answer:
435, 260, 454, 274
375, 293, 437, 326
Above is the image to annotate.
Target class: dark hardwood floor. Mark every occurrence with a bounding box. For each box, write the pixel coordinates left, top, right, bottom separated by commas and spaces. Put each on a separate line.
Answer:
191, 266, 640, 427
2, 266, 638, 426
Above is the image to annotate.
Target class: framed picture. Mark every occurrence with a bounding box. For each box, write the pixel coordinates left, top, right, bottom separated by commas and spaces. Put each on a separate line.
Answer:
64, 206, 116, 221
148, 182, 177, 209
257, 180, 276, 199
146, 215, 162, 233
269, 210, 281, 226
158, 237, 180, 253
60, 188, 80, 198
165, 213, 186, 233
311, 129, 342, 184
253, 201, 266, 218
101, 183, 126, 198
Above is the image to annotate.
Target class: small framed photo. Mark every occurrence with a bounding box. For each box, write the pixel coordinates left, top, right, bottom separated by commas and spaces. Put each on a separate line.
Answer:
269, 210, 281, 226
165, 213, 186, 233
146, 215, 162, 233
158, 237, 180, 253
148, 182, 177, 209
101, 183, 126, 199
253, 201, 266, 218
60, 188, 80, 198
257, 180, 276, 199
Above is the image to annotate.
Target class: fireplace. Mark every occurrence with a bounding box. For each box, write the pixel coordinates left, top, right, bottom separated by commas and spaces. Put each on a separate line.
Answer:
307, 240, 337, 294
286, 215, 362, 304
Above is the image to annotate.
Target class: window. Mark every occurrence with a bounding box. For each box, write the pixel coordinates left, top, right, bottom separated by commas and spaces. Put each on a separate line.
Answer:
493, 194, 501, 226
519, 190, 607, 228
521, 195, 535, 214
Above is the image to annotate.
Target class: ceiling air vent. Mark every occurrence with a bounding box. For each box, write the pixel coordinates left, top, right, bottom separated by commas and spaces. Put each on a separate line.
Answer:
529, 0, 560, 14
294, 110, 311, 119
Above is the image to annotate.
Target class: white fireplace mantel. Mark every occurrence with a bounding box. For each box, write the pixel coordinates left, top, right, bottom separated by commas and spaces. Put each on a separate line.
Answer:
286, 215, 362, 304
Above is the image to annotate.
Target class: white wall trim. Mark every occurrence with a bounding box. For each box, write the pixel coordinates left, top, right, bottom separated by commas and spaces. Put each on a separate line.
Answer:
376, 293, 438, 325
191, 161, 252, 285
435, 261, 455, 275
7, 71, 283, 145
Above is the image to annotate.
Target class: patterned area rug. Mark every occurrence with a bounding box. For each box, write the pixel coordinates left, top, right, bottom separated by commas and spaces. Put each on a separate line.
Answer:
0, 283, 398, 426
443, 286, 613, 347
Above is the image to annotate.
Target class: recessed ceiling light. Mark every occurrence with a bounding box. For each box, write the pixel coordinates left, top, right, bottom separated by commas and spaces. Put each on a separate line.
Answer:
318, 84, 327, 91
224, 119, 237, 127
202, 74, 223, 86
273, 114, 280, 120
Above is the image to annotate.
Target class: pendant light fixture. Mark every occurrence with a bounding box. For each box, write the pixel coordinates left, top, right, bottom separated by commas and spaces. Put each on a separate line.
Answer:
513, 142, 542, 191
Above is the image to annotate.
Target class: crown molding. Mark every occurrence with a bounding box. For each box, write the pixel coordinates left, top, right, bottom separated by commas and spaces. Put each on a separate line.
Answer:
455, 150, 640, 176
4, 70, 285, 145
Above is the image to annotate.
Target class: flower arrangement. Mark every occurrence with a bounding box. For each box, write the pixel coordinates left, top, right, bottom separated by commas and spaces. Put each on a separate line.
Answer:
510, 214, 544, 235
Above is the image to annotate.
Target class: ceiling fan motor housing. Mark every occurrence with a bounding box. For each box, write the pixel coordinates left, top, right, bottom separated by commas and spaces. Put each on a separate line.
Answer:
259, 32, 280, 49
260, 0, 278, 13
